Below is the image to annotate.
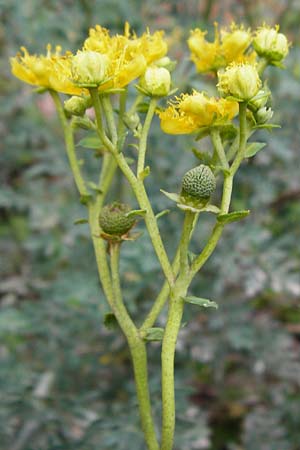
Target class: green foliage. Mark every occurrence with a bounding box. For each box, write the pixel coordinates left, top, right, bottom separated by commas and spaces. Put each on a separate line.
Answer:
1, 1, 300, 449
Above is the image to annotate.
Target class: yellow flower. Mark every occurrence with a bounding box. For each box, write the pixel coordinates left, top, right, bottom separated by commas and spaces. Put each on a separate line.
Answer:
188, 23, 253, 74
253, 25, 289, 62
217, 63, 262, 101
221, 23, 252, 61
83, 23, 168, 90
10, 45, 83, 95
159, 90, 238, 135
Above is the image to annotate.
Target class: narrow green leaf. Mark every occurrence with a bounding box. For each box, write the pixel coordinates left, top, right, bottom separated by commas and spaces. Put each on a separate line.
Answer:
160, 189, 180, 203
74, 218, 89, 225
77, 133, 102, 149
143, 327, 164, 342
245, 142, 266, 158
217, 210, 250, 224
125, 209, 147, 218
253, 123, 281, 130
155, 209, 170, 220
182, 296, 218, 309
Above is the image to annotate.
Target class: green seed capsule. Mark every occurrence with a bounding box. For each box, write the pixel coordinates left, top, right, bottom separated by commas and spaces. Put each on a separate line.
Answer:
99, 202, 136, 236
181, 164, 216, 200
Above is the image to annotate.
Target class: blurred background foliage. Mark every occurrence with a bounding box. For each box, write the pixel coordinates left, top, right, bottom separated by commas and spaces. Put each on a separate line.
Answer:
1, 0, 300, 449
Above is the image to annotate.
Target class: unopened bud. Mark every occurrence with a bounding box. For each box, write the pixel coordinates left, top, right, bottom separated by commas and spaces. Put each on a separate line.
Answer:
255, 106, 273, 124
253, 26, 289, 62
217, 63, 262, 101
139, 66, 171, 97
71, 51, 109, 86
64, 96, 91, 116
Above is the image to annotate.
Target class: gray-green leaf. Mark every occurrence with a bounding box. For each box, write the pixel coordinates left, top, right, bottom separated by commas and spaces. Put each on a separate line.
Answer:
182, 296, 218, 309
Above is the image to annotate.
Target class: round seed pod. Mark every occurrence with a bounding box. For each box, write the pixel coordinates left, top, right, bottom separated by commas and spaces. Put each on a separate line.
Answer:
99, 202, 136, 236
181, 164, 216, 200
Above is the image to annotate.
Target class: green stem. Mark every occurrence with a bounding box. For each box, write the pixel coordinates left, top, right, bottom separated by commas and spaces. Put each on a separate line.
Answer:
117, 90, 128, 150
230, 101, 248, 176
160, 279, 187, 450
50, 90, 88, 196
179, 211, 196, 275
160, 101, 250, 447
140, 249, 180, 332
257, 57, 269, 76
210, 129, 229, 170
140, 213, 198, 332
110, 243, 159, 450
160, 212, 197, 450
101, 95, 118, 146
90, 88, 174, 286
137, 97, 157, 176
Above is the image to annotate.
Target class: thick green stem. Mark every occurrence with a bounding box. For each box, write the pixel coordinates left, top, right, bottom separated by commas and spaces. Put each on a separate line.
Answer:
160, 212, 197, 450
160, 280, 187, 450
110, 243, 159, 450
137, 97, 157, 176
50, 91, 88, 196
179, 211, 196, 275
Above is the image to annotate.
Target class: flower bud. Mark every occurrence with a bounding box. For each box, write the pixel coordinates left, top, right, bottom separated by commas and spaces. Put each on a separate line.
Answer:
139, 66, 171, 97
253, 26, 289, 62
217, 63, 262, 101
181, 165, 216, 201
99, 202, 136, 236
255, 106, 273, 124
64, 96, 90, 116
71, 51, 109, 86
250, 87, 271, 110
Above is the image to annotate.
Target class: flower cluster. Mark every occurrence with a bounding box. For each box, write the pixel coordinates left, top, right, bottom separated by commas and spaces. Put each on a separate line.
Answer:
188, 23, 289, 74
10, 23, 168, 94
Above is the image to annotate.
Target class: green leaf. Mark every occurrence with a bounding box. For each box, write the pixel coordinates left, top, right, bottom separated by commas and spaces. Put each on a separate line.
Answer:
160, 189, 180, 203
155, 209, 170, 220
125, 209, 147, 218
77, 133, 102, 149
217, 210, 250, 224
245, 142, 266, 158
253, 123, 281, 130
138, 166, 150, 180
143, 327, 164, 341
74, 218, 89, 225
182, 296, 218, 309
103, 313, 119, 330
